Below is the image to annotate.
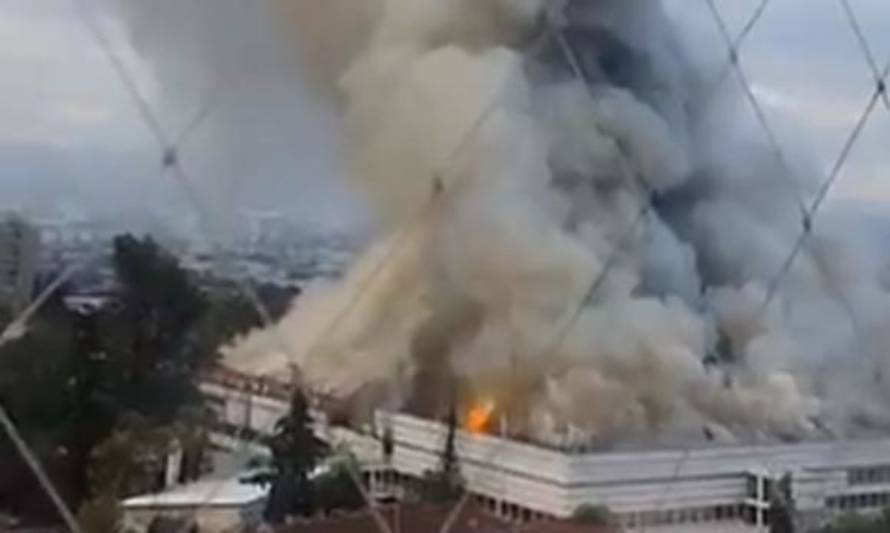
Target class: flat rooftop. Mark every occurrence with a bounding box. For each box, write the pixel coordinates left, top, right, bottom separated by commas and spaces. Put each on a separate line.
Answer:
123, 476, 267, 509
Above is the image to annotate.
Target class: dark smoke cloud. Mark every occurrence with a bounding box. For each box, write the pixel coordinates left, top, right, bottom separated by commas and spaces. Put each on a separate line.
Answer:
212, 0, 890, 447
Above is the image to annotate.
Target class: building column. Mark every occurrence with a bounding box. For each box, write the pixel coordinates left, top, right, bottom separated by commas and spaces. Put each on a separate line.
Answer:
756, 476, 764, 529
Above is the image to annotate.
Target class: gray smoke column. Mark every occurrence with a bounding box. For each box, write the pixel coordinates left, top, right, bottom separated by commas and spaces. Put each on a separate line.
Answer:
107, 0, 363, 235
225, 0, 890, 446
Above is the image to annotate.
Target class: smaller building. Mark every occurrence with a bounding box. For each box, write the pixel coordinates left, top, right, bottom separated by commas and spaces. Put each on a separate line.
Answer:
0, 213, 40, 315
122, 477, 268, 533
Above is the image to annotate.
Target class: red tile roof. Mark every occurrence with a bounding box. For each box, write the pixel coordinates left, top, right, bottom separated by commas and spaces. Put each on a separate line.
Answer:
276, 503, 619, 533
521, 522, 617, 533
281, 502, 508, 533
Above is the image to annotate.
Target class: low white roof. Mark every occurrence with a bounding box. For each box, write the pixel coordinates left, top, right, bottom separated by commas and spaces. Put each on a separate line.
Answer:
123, 477, 268, 509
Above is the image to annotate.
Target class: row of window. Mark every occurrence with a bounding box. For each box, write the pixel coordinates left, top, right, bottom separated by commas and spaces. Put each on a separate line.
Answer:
356, 471, 762, 528
472, 495, 550, 524
344, 464, 779, 528
362, 470, 553, 523
364, 468, 410, 488
848, 465, 890, 486
623, 504, 756, 528
827, 491, 890, 511
746, 474, 788, 503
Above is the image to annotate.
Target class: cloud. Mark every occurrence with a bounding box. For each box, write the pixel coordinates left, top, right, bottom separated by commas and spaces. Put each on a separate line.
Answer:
0, 0, 887, 232
0, 0, 366, 231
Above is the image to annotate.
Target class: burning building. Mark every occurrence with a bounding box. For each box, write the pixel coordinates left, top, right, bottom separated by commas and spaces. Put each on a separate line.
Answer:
109, 0, 890, 529
220, 0, 890, 450
202, 372, 890, 532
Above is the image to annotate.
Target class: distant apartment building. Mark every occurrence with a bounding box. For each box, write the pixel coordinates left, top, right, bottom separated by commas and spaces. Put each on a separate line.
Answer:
0, 213, 40, 314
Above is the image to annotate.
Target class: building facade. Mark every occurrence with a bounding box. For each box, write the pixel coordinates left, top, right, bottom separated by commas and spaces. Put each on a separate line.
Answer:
0, 213, 40, 315
202, 372, 890, 532
374, 413, 890, 531
121, 477, 267, 533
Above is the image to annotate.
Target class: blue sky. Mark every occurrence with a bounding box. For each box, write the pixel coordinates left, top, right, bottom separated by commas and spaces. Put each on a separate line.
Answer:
0, 0, 888, 230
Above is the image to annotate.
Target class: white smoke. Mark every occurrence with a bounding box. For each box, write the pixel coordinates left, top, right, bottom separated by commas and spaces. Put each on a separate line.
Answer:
222, 0, 890, 446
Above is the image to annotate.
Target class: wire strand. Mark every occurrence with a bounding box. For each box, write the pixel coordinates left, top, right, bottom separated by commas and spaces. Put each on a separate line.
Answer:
66, 2, 395, 530
703, 0, 809, 221
650, 4, 890, 529
839, 0, 890, 112
174, 10, 551, 531
34, 1, 890, 531
760, 61, 887, 312
71, 0, 168, 148
0, 406, 84, 533
0, 253, 101, 348
441, 10, 660, 530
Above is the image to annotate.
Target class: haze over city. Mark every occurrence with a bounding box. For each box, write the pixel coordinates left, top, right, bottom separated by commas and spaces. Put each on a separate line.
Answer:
1, 0, 889, 237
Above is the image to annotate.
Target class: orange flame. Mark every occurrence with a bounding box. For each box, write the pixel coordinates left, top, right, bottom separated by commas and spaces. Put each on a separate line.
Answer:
465, 399, 496, 435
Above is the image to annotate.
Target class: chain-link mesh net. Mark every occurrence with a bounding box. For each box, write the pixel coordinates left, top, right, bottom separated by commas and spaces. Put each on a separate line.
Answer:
2, 0, 889, 531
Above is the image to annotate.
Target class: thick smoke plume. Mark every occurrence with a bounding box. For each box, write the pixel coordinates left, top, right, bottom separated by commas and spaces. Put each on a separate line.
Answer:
225, 0, 890, 447
108, 0, 362, 234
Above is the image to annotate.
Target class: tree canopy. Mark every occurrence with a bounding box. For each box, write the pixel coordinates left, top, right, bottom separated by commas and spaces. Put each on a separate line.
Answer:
820, 509, 890, 533
244, 389, 323, 523
418, 403, 464, 504
572, 504, 618, 527
0, 234, 251, 524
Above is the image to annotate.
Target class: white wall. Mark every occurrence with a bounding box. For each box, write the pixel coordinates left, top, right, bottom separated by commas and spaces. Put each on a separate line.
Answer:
202, 382, 890, 524
380, 411, 890, 519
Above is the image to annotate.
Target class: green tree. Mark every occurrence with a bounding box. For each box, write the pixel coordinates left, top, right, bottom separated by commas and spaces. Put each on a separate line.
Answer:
418, 403, 463, 503
0, 304, 11, 330
244, 390, 322, 523
769, 474, 796, 533
80, 407, 214, 519
572, 504, 618, 527
0, 293, 93, 520
99, 235, 209, 423
170, 405, 214, 483
76, 495, 123, 533
314, 453, 365, 514
181, 274, 299, 361
77, 236, 216, 501
85, 416, 169, 499
0, 234, 217, 522
821, 508, 890, 533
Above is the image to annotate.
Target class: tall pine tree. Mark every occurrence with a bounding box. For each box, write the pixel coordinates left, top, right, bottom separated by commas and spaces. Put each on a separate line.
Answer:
419, 401, 463, 503
246, 390, 321, 523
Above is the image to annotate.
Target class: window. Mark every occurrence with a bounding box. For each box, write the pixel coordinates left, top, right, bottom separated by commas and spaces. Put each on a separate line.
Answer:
848, 465, 890, 486
747, 476, 759, 499
764, 479, 776, 502
702, 507, 715, 521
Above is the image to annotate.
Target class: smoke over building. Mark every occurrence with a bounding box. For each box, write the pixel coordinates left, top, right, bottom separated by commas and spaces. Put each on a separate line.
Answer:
191, 0, 890, 447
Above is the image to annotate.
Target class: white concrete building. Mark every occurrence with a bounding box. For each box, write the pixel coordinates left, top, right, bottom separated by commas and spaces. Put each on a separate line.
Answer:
374, 413, 890, 531
0, 213, 40, 314
201, 375, 890, 532
122, 476, 267, 533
